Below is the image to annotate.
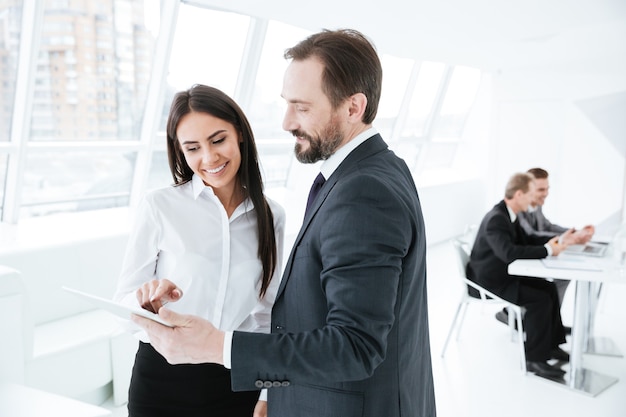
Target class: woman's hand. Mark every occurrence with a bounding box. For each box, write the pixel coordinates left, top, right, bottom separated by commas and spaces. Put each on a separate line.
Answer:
135, 279, 182, 313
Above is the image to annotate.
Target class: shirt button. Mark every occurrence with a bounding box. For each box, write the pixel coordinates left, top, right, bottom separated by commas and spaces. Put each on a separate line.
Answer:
275, 324, 284, 330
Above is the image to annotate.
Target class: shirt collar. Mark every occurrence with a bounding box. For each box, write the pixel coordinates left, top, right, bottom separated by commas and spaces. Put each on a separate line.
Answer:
319, 127, 378, 180
191, 174, 253, 218
505, 203, 517, 223
527, 204, 538, 213
191, 174, 211, 200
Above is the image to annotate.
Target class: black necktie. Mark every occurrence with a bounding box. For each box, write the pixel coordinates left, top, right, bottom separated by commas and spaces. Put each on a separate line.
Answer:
305, 173, 325, 216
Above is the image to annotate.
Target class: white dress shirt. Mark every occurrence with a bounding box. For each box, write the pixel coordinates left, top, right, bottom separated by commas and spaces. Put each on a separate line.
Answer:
114, 174, 285, 342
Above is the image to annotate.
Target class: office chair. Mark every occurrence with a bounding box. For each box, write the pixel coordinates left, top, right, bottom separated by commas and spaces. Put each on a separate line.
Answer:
441, 237, 527, 373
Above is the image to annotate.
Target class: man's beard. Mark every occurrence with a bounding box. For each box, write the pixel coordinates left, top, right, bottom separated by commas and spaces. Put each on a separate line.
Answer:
292, 119, 344, 164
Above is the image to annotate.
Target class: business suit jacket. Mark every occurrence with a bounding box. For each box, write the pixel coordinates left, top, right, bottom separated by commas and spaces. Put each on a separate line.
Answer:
467, 200, 551, 302
518, 206, 568, 238
230, 135, 436, 417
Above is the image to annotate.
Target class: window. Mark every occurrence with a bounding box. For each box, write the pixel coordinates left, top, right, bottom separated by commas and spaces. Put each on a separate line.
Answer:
1, 0, 157, 222
246, 21, 312, 189
432, 65, 481, 141
147, 4, 253, 192
0, 1, 22, 143
401, 61, 446, 139
1, 1, 484, 223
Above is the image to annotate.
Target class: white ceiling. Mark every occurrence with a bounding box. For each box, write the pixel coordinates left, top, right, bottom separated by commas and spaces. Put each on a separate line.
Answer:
192, 0, 626, 72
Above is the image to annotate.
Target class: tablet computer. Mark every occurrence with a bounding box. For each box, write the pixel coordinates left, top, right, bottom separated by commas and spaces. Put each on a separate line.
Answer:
563, 241, 608, 257
63, 286, 174, 327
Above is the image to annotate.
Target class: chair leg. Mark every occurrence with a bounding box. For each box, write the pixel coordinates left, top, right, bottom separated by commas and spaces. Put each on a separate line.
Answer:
507, 306, 517, 342
455, 301, 470, 340
441, 298, 466, 357
515, 310, 527, 373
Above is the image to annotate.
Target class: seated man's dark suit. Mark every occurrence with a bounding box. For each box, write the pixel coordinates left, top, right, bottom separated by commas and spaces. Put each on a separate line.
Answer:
518, 206, 570, 303
467, 200, 566, 362
518, 206, 568, 238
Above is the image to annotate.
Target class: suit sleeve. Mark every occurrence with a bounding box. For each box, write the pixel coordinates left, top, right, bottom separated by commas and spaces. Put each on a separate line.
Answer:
484, 213, 548, 264
229, 173, 411, 389
518, 211, 563, 240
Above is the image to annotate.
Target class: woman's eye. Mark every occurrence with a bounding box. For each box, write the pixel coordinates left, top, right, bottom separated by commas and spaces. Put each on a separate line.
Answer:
212, 137, 226, 144
185, 147, 198, 152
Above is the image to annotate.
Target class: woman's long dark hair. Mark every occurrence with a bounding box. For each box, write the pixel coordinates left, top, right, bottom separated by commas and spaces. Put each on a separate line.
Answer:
166, 84, 277, 298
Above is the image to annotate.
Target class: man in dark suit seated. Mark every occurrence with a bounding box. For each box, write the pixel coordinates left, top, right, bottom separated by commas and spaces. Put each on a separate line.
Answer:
467, 172, 570, 379
518, 167, 595, 307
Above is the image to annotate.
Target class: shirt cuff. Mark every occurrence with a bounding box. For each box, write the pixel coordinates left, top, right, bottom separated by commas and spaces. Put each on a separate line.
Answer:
259, 389, 268, 401
223, 331, 233, 369
544, 243, 553, 257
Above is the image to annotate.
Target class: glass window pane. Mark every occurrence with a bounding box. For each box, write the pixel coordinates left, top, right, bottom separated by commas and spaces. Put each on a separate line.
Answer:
0, 1, 22, 142
159, 5, 250, 132
248, 20, 310, 141
378, 54, 413, 140
146, 147, 172, 191
432, 66, 482, 140
20, 151, 135, 217
246, 21, 311, 189
0, 153, 7, 217
401, 61, 446, 139
29, 0, 156, 141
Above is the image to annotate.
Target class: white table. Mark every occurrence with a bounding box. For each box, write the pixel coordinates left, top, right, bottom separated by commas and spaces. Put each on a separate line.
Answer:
0, 383, 111, 417
509, 254, 625, 397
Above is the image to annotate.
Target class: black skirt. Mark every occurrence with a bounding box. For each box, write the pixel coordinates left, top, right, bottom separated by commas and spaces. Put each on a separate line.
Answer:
128, 342, 260, 417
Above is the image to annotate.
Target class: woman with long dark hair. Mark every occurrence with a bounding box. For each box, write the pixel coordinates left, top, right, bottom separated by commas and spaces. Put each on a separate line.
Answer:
115, 84, 284, 417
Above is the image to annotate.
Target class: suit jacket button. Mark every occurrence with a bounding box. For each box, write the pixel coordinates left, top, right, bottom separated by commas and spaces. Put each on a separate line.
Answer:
272, 381, 282, 387
254, 380, 264, 388
281, 381, 290, 387
275, 324, 283, 330
263, 381, 273, 388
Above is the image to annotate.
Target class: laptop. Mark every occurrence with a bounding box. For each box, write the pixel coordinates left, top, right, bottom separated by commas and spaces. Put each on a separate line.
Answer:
562, 241, 608, 257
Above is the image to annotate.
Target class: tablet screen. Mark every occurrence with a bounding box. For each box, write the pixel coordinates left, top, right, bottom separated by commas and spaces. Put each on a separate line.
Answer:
63, 286, 174, 327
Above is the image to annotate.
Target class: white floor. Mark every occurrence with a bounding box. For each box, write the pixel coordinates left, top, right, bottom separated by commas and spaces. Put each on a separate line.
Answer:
103, 240, 626, 417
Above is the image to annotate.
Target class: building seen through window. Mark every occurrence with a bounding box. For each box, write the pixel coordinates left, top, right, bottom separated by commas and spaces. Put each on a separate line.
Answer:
0, 0, 481, 222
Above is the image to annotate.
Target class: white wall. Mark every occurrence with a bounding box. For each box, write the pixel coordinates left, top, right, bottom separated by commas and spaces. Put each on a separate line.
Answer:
486, 67, 626, 236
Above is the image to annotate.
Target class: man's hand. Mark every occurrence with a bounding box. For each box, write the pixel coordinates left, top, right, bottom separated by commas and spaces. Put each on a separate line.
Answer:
131, 308, 225, 365
560, 226, 595, 245
577, 225, 595, 244
547, 235, 567, 256
253, 400, 267, 417
136, 279, 183, 313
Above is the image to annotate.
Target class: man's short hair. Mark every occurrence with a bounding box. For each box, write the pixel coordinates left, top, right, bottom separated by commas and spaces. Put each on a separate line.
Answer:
527, 167, 548, 180
505, 172, 534, 199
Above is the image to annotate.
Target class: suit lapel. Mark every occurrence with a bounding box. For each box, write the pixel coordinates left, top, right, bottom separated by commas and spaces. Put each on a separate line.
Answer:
275, 134, 387, 300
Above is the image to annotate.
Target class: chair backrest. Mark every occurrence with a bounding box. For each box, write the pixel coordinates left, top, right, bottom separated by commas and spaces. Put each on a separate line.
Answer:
452, 236, 486, 299
452, 238, 470, 278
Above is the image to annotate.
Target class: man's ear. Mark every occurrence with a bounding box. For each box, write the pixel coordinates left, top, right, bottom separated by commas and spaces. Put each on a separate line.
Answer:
347, 93, 368, 122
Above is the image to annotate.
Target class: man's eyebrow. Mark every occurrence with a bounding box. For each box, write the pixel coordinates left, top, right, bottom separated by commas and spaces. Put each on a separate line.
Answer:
280, 94, 311, 105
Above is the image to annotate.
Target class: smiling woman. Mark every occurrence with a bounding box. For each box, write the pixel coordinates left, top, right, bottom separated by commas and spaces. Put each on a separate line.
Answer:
114, 84, 285, 417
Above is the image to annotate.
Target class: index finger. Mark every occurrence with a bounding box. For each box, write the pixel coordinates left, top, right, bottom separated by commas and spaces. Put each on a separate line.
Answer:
151, 280, 181, 303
